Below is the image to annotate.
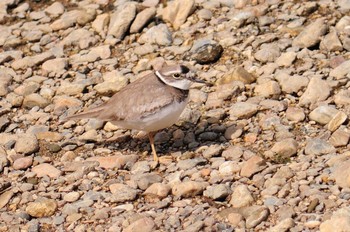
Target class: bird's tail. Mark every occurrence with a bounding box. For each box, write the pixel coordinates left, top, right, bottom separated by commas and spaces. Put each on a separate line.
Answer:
64, 105, 106, 121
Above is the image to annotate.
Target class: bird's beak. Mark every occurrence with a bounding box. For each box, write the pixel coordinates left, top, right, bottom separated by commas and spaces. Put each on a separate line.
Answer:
186, 72, 208, 85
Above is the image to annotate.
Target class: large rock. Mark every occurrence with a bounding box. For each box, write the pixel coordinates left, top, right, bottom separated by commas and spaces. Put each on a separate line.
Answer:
162, 0, 195, 29
320, 207, 350, 232
299, 77, 331, 106
292, 18, 328, 48
108, 2, 136, 40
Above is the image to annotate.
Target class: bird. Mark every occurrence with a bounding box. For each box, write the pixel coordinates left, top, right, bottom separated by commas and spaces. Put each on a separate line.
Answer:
66, 64, 204, 162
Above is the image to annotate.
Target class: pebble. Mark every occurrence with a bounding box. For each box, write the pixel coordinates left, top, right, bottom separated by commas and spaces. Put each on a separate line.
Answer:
109, 184, 137, 202
270, 138, 298, 159
13, 156, 33, 170
162, 0, 195, 29
172, 181, 208, 198
241, 155, 266, 178
285, 107, 305, 122
219, 66, 256, 84
229, 102, 259, 119
138, 24, 172, 46
329, 60, 350, 79
203, 184, 231, 200
320, 207, 350, 232
32, 163, 62, 178
14, 134, 39, 155
0, 190, 13, 209
63, 192, 81, 202
299, 77, 331, 106
191, 41, 223, 64
130, 7, 156, 34
26, 198, 58, 218
124, 217, 156, 232
309, 105, 339, 125
292, 18, 328, 48
87, 155, 138, 169
230, 185, 254, 208
304, 138, 336, 156
254, 81, 281, 98
275, 72, 309, 94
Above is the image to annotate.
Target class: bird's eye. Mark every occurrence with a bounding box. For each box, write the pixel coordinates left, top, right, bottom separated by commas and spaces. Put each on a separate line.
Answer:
173, 73, 181, 78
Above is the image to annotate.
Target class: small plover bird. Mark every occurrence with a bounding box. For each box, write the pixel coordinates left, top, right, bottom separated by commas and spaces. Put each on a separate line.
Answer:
66, 65, 204, 162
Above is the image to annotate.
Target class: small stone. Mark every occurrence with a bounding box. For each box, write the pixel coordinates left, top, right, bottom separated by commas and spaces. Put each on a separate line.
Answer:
191, 42, 223, 64
0, 190, 14, 209
92, 13, 110, 35
270, 138, 298, 159
320, 207, 350, 232
254, 43, 281, 63
268, 218, 295, 232
45, 2, 65, 16
327, 111, 347, 132
78, 129, 99, 142
224, 125, 243, 140
254, 81, 281, 98
219, 161, 240, 176
286, 107, 305, 122
241, 155, 266, 178
329, 60, 350, 80
138, 24, 172, 46
172, 181, 208, 198
109, 184, 137, 202
230, 185, 254, 208
124, 217, 155, 232
309, 105, 339, 125
15, 134, 39, 155
203, 184, 231, 200
13, 156, 33, 170
241, 205, 270, 229
32, 163, 62, 178
292, 18, 328, 48
23, 93, 50, 109
108, 3, 136, 40
26, 198, 58, 218
229, 102, 259, 119
42, 58, 67, 76
219, 66, 256, 84
275, 72, 309, 94
305, 138, 336, 156
329, 127, 350, 147
299, 77, 331, 106
162, 0, 195, 29
275, 51, 297, 67
130, 7, 156, 33
335, 89, 350, 106
144, 183, 171, 199
320, 28, 343, 52
63, 192, 80, 202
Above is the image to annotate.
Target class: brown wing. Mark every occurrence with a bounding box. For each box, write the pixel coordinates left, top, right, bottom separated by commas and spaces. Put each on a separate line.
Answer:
96, 73, 176, 122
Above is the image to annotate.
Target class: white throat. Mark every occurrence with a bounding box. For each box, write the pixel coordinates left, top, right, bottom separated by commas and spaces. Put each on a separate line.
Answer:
155, 71, 191, 90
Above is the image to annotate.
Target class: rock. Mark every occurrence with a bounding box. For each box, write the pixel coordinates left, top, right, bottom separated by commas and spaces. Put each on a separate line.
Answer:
338, 0, 350, 12
172, 181, 208, 198
63, 192, 80, 202
305, 139, 336, 156
78, 129, 99, 142
131, 173, 162, 190
219, 161, 240, 176
51, 9, 95, 31
241, 205, 270, 229
124, 217, 155, 232
230, 185, 254, 208
92, 13, 110, 35
329, 60, 350, 79
0, 190, 13, 209
268, 218, 295, 232
270, 138, 298, 159
275, 52, 297, 67
332, 159, 350, 188
144, 183, 171, 199
320, 28, 343, 51
224, 125, 243, 140
108, 3, 136, 40
275, 72, 309, 94
240, 155, 266, 178
26, 198, 58, 218
87, 155, 138, 169
286, 107, 305, 122
109, 183, 137, 202
162, 0, 195, 29
299, 77, 331, 106
329, 127, 350, 147
197, 8, 213, 21
254, 43, 281, 63
45, 2, 64, 16
32, 163, 62, 178
229, 102, 259, 119
219, 66, 256, 84
11, 52, 54, 70
42, 58, 67, 76
327, 111, 347, 132
138, 24, 172, 46
335, 89, 350, 106
292, 18, 328, 48
177, 158, 206, 170
13, 156, 33, 170
191, 40, 223, 64
203, 184, 231, 200
23, 93, 50, 109
94, 70, 129, 96
130, 7, 156, 33
320, 207, 350, 232
309, 105, 339, 125
254, 81, 281, 98
15, 134, 39, 155
60, 28, 95, 48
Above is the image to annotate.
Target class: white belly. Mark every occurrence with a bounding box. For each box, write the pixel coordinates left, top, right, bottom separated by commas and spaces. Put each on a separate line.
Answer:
112, 99, 188, 132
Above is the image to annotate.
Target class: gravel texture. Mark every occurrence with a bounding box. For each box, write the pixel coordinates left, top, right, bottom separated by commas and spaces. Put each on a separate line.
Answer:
1, 0, 350, 231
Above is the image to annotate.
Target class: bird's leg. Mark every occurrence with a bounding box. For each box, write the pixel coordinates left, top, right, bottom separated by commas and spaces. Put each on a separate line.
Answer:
148, 131, 159, 163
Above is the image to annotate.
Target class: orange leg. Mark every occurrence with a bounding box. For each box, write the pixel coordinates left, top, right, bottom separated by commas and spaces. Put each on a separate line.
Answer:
148, 132, 159, 162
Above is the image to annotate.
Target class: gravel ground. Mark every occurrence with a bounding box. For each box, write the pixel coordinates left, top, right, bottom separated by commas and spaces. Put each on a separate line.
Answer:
1, 0, 350, 231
